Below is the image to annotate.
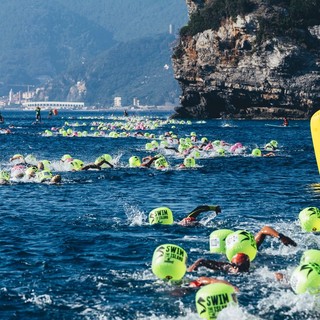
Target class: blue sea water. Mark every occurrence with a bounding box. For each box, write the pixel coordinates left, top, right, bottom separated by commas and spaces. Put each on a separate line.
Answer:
0, 109, 320, 320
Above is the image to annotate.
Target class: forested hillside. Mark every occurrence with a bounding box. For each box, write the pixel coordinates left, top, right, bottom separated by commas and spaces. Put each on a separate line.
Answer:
0, 0, 188, 104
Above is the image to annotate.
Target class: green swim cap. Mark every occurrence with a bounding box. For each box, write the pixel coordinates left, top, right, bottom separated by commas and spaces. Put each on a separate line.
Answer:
149, 207, 174, 225
183, 157, 196, 168
225, 230, 257, 262
270, 140, 278, 147
299, 207, 320, 232
290, 263, 320, 294
36, 170, 53, 182
0, 170, 10, 181
61, 154, 72, 162
71, 159, 84, 171
39, 160, 51, 171
210, 229, 234, 254
25, 166, 38, 177
151, 244, 187, 281
300, 249, 320, 265
154, 157, 168, 168
195, 283, 238, 320
95, 154, 113, 168
251, 148, 262, 156
145, 142, 153, 150
25, 154, 37, 165
129, 156, 141, 167
217, 148, 225, 156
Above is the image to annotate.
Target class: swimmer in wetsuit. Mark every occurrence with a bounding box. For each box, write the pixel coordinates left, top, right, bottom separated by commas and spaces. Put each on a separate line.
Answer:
179, 205, 221, 226
35, 107, 42, 122
149, 205, 221, 226
188, 226, 297, 273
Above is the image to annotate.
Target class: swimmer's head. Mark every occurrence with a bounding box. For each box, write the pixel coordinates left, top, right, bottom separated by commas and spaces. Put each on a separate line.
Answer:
51, 174, 62, 184
149, 207, 173, 225
270, 140, 278, 148
209, 229, 234, 254
195, 283, 238, 320
251, 148, 262, 156
154, 157, 168, 169
225, 230, 257, 262
129, 156, 141, 167
151, 244, 187, 281
25, 154, 37, 165
183, 157, 196, 168
0, 170, 10, 182
290, 263, 320, 294
231, 253, 250, 272
299, 207, 320, 232
61, 154, 73, 162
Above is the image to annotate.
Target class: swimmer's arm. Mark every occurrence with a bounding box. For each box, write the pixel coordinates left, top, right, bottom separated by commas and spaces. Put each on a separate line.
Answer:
189, 276, 239, 292
164, 146, 179, 153
10, 155, 25, 163
96, 159, 114, 168
81, 163, 101, 171
188, 258, 228, 272
185, 205, 221, 219
255, 226, 297, 249
141, 156, 159, 168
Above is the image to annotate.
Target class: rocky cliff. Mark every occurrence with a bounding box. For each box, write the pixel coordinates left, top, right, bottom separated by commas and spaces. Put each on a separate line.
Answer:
172, 0, 320, 119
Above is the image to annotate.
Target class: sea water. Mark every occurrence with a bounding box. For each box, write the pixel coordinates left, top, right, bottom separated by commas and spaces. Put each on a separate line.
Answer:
0, 110, 319, 320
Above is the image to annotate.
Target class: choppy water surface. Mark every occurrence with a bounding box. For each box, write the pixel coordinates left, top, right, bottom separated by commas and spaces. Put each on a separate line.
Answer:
0, 110, 320, 320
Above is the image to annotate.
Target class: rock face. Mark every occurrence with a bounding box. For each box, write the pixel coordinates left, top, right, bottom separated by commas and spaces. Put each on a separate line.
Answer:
172, 0, 320, 119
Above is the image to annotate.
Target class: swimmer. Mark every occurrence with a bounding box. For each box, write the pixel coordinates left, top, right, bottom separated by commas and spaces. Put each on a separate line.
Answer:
179, 205, 221, 226
149, 205, 221, 226
0, 170, 10, 185
35, 106, 41, 122
50, 174, 62, 184
188, 226, 296, 273
81, 158, 114, 170
129, 155, 160, 168
188, 252, 251, 274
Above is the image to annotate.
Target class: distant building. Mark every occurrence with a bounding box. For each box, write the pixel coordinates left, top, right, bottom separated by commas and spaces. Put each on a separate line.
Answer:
114, 97, 122, 108
133, 97, 140, 107
169, 24, 174, 34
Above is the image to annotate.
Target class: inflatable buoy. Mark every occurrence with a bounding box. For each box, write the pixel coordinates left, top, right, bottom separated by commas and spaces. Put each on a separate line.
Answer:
210, 229, 234, 254
225, 230, 257, 261
300, 249, 320, 265
290, 263, 320, 294
299, 207, 320, 232
151, 244, 187, 281
195, 283, 238, 320
310, 110, 320, 173
148, 207, 173, 225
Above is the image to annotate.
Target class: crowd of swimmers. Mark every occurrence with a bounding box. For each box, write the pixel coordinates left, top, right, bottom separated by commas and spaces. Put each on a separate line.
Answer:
148, 205, 320, 319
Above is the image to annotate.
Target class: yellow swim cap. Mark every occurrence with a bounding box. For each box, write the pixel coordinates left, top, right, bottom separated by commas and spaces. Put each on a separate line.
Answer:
151, 244, 187, 281
149, 207, 174, 225
129, 156, 141, 167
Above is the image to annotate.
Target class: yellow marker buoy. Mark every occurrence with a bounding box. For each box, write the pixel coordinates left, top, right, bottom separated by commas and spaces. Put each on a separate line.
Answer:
311, 110, 320, 173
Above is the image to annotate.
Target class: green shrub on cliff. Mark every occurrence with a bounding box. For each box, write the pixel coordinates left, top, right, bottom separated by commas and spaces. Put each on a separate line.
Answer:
180, 0, 255, 37
180, 0, 320, 38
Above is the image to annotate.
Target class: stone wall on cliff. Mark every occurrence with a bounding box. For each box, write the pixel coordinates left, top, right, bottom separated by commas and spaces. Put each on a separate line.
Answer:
172, 0, 320, 119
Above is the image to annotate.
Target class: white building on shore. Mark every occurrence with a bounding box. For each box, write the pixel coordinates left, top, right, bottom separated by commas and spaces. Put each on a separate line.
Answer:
22, 101, 85, 110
